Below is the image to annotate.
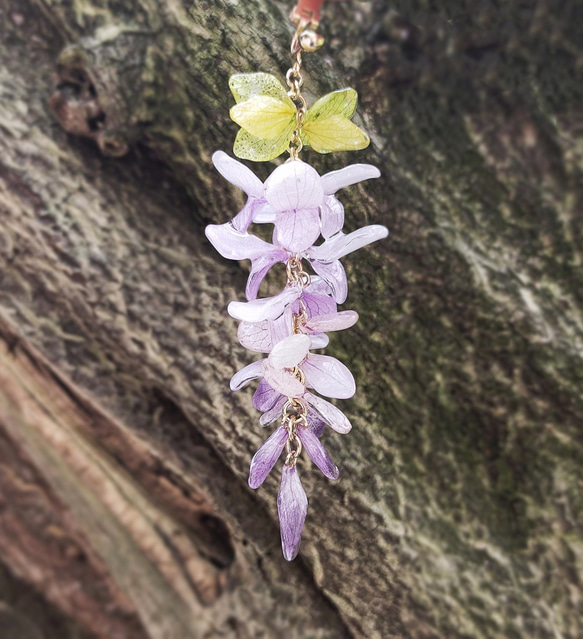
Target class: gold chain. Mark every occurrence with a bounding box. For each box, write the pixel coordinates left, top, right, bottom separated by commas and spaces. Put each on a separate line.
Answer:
286, 22, 309, 160
282, 399, 308, 466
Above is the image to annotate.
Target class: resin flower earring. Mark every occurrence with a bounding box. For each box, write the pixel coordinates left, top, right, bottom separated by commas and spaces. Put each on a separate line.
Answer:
205, 1, 388, 560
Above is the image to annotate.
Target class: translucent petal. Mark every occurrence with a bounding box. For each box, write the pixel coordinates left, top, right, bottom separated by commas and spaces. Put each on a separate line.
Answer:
298, 427, 339, 480
305, 88, 358, 122
274, 207, 321, 253
306, 310, 359, 333
320, 196, 344, 239
308, 411, 327, 437
278, 465, 308, 561
229, 72, 290, 103
233, 125, 295, 162
253, 202, 277, 223
248, 426, 288, 489
302, 291, 337, 318
212, 150, 263, 198
321, 164, 381, 195
309, 332, 329, 349
205, 223, 273, 261
308, 225, 389, 262
228, 286, 301, 322
230, 360, 264, 391
230, 96, 295, 140
303, 115, 370, 154
260, 396, 287, 426
232, 200, 261, 233
263, 361, 305, 397
253, 379, 281, 411
303, 354, 356, 399
309, 259, 348, 304
268, 334, 311, 369
264, 161, 324, 212
246, 249, 288, 300
305, 392, 352, 434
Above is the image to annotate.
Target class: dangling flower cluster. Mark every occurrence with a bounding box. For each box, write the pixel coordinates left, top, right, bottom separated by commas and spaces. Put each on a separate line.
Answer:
205, 151, 388, 560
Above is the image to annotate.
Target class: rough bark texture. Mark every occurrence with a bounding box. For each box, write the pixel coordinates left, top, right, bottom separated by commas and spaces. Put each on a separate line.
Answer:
0, 0, 582, 638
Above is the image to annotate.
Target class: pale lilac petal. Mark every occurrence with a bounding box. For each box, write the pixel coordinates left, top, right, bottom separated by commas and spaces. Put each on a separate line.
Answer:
308, 333, 329, 349
307, 225, 389, 262
321, 163, 381, 195
262, 361, 305, 397
230, 360, 264, 391
228, 286, 301, 322
238, 320, 272, 353
232, 200, 261, 233
278, 465, 308, 561
212, 150, 263, 198
305, 392, 352, 434
253, 202, 277, 223
274, 207, 321, 253
306, 310, 359, 333
253, 379, 281, 411
260, 396, 286, 425
205, 223, 274, 261
298, 427, 339, 480
264, 161, 324, 212
246, 249, 288, 300
303, 354, 355, 399
320, 196, 345, 239
248, 426, 288, 489
302, 292, 337, 318
309, 259, 348, 304
308, 411, 326, 437
268, 334, 311, 369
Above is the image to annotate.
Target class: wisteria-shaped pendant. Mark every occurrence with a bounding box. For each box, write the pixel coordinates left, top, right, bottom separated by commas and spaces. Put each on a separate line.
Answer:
205, 6, 388, 560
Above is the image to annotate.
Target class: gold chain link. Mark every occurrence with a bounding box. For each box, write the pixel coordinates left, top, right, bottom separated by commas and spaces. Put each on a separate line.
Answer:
286, 22, 310, 160
282, 399, 308, 466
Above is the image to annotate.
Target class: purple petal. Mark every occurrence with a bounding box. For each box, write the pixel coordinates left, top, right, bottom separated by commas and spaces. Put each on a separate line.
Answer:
303, 354, 355, 399
253, 202, 277, 223
308, 411, 327, 437
305, 277, 333, 296
246, 249, 288, 300
230, 359, 264, 391
274, 207, 321, 253
277, 465, 308, 561
298, 427, 339, 480
260, 396, 287, 426
321, 163, 381, 195
263, 361, 305, 397
232, 199, 262, 233
238, 320, 273, 353
264, 161, 324, 212
228, 286, 301, 322
306, 310, 359, 333
305, 392, 352, 434
307, 225, 389, 262
320, 196, 344, 239
302, 292, 337, 318
212, 151, 263, 198
268, 334, 311, 369
249, 427, 288, 489
309, 259, 348, 304
253, 379, 281, 411
308, 332, 329, 349
205, 223, 274, 261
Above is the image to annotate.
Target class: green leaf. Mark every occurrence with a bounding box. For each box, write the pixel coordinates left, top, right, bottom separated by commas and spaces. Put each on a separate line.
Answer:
229, 73, 290, 103
304, 88, 358, 125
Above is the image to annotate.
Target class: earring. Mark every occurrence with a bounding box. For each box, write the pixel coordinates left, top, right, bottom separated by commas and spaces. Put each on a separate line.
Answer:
205, 1, 388, 560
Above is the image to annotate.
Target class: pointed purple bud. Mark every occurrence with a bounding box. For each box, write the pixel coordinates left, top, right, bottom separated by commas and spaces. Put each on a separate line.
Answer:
298, 427, 339, 480
252, 379, 281, 412
249, 427, 288, 489
277, 464, 308, 561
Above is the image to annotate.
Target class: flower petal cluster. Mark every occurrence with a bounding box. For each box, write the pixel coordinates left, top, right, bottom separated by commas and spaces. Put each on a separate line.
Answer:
205, 151, 388, 560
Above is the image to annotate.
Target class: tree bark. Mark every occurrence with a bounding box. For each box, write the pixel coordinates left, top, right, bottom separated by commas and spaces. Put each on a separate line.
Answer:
0, 0, 582, 638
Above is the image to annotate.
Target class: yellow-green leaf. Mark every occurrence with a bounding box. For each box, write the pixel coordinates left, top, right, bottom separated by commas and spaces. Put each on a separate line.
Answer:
233, 123, 295, 162
229, 73, 290, 103
304, 88, 358, 125
302, 115, 370, 153
230, 95, 295, 140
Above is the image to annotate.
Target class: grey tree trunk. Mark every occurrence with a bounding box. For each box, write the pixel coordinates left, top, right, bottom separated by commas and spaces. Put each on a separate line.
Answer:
0, 0, 582, 638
